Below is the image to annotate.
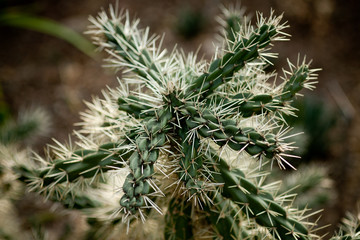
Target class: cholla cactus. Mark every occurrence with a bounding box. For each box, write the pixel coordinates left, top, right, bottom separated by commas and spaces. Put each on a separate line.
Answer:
10, 4, 330, 240
268, 163, 335, 210
0, 107, 50, 145
331, 211, 360, 240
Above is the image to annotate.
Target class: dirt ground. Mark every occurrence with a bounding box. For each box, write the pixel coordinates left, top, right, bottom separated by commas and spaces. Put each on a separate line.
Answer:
1, 0, 360, 238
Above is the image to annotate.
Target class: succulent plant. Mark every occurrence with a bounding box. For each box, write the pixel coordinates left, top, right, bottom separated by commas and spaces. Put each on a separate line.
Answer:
0, 107, 50, 145
8, 3, 360, 240
330, 210, 360, 240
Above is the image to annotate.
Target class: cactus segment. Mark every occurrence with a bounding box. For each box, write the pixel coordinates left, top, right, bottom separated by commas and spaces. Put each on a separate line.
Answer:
207, 151, 310, 240
184, 104, 282, 160
164, 198, 193, 240
120, 108, 172, 215
186, 21, 284, 99
102, 23, 163, 86
205, 193, 245, 240
177, 123, 202, 196
205, 60, 318, 118
280, 63, 317, 102
329, 212, 360, 240
37, 142, 131, 187
118, 95, 155, 118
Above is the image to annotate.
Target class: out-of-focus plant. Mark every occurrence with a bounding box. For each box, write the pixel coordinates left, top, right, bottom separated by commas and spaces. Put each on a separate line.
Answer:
268, 163, 335, 210
1, 3, 359, 240
0, 107, 52, 239
330, 210, 360, 240
284, 96, 338, 162
174, 6, 205, 39
0, 3, 95, 57
0, 107, 50, 145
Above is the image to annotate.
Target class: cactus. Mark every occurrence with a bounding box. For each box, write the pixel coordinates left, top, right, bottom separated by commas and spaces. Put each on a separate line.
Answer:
5, 3, 358, 240
268, 163, 335, 210
330, 211, 360, 240
0, 107, 50, 145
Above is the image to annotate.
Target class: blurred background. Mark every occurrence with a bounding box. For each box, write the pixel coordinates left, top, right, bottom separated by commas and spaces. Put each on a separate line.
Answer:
0, 0, 359, 238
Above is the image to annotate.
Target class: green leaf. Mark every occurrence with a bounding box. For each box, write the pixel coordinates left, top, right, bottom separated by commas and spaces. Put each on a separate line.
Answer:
0, 12, 95, 57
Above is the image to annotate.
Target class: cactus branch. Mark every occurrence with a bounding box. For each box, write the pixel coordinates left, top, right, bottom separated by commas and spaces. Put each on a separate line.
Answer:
206, 150, 311, 240
88, 6, 171, 90
119, 107, 172, 217
182, 103, 292, 169
164, 198, 193, 240
186, 12, 288, 100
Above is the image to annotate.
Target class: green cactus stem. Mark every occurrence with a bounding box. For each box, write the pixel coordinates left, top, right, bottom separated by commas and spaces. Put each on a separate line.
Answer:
206, 62, 317, 118
119, 107, 172, 215
182, 104, 285, 161
164, 198, 193, 240
207, 150, 310, 240
185, 19, 285, 99
205, 193, 245, 240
